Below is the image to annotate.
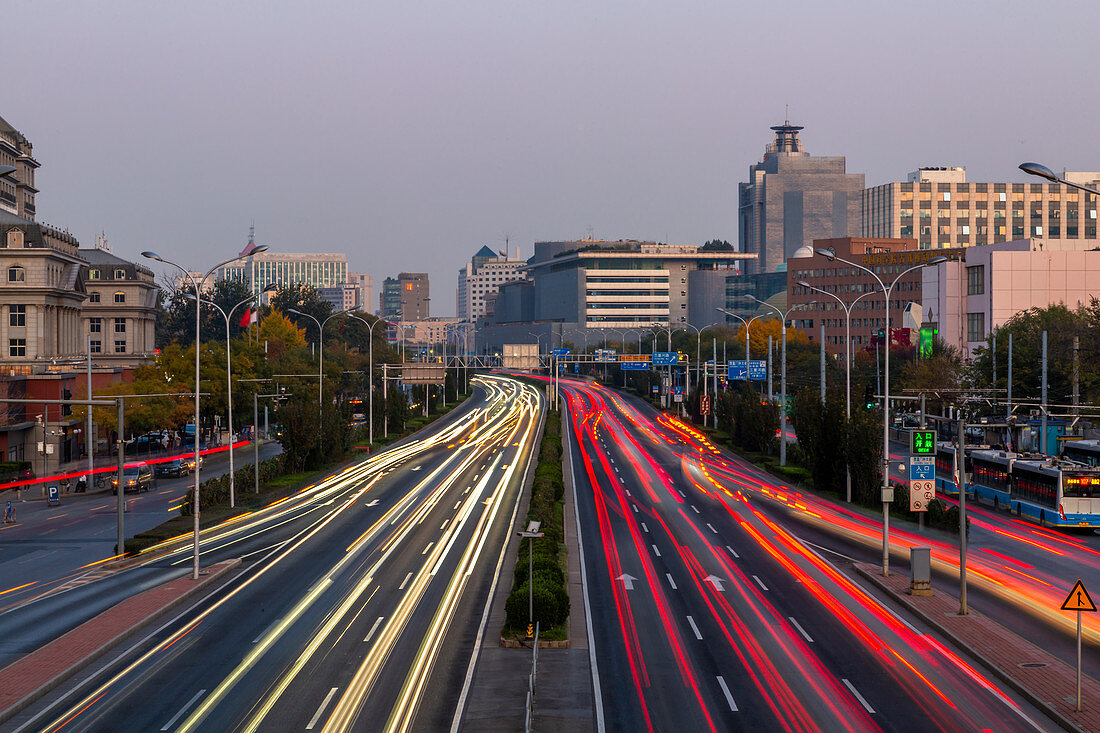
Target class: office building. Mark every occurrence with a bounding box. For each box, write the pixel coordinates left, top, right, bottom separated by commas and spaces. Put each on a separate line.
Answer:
457, 246, 526, 322
478, 239, 750, 350
862, 167, 1100, 249
349, 272, 372, 312
922, 238, 1100, 355
221, 251, 348, 304
379, 272, 430, 319
739, 120, 864, 274
0, 115, 38, 220
786, 237, 964, 356
318, 282, 360, 312
79, 243, 159, 367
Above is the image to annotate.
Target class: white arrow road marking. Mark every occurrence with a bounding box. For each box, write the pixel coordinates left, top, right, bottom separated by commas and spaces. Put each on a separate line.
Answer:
704, 575, 725, 592
366, 499, 379, 507
617, 573, 637, 591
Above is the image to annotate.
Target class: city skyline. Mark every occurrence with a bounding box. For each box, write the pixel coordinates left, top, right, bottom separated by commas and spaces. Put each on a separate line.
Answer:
5, 3, 1099, 314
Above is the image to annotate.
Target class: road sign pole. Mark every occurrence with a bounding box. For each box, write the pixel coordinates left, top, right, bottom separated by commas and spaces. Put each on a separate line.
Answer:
1078, 609, 1083, 711
958, 415, 968, 616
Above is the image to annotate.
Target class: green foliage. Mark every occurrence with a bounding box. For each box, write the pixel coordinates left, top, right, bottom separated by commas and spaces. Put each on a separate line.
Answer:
179, 453, 287, 515
275, 398, 352, 473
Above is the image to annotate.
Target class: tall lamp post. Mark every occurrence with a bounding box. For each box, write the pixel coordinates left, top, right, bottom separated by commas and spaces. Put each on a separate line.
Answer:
142, 246, 268, 580
715, 307, 768, 373
347, 313, 399, 446
185, 282, 276, 508
743, 295, 814, 468
815, 248, 946, 576
1020, 162, 1100, 197
795, 281, 881, 502
287, 306, 358, 415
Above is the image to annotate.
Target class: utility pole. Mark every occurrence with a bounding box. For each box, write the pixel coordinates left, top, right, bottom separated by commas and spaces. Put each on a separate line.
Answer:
1041, 330, 1048, 455
1073, 335, 1080, 433
957, 412, 968, 615
1007, 332, 1013, 421
712, 338, 718, 429
819, 323, 826, 404
767, 335, 773, 402
116, 398, 125, 556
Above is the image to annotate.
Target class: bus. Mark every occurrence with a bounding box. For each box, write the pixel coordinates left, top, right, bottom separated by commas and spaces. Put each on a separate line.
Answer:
1008, 458, 1100, 528
935, 441, 990, 496
1061, 439, 1100, 467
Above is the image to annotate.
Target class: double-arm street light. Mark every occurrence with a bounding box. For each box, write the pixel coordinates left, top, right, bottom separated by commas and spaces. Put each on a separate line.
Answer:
348, 312, 400, 446
287, 306, 359, 414
185, 282, 277, 509
814, 248, 946, 577
142, 246, 269, 580
743, 295, 815, 468
795, 282, 881, 503
715, 307, 769, 366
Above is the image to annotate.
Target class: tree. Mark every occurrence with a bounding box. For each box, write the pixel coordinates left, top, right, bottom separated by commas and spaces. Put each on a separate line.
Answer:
270, 283, 334, 327
257, 311, 307, 361
700, 239, 734, 252
156, 277, 254, 348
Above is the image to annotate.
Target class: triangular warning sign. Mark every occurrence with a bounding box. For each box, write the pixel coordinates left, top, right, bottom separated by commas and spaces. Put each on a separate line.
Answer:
1061, 580, 1098, 612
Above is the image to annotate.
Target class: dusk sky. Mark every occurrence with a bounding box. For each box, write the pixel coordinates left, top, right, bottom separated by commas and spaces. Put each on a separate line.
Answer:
7, 1, 1098, 315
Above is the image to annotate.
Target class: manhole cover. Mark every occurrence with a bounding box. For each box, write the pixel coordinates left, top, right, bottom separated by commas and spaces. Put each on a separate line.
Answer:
1019, 662, 1048, 668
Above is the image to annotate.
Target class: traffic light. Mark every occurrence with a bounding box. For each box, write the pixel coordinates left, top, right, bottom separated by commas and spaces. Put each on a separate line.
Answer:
62, 388, 72, 416
863, 385, 875, 410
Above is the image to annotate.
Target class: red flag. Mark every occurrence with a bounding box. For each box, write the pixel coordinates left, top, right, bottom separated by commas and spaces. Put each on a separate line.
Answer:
239, 307, 252, 328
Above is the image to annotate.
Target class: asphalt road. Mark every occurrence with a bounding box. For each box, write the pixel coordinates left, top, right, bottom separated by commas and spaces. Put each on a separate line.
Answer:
0, 440, 283, 610
560, 379, 1055, 732
7, 374, 542, 733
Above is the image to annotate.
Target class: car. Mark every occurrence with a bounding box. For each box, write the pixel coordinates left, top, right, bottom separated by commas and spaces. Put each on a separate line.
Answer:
180, 454, 204, 473
112, 465, 153, 494
156, 459, 188, 478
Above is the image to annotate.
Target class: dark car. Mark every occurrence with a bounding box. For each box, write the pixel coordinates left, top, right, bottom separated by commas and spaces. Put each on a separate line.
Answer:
112, 465, 153, 494
156, 459, 188, 478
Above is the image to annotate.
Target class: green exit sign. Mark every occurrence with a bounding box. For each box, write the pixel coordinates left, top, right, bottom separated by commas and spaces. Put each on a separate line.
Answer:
910, 429, 936, 456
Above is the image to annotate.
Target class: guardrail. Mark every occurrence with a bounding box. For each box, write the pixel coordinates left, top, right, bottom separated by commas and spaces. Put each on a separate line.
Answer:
524, 622, 540, 733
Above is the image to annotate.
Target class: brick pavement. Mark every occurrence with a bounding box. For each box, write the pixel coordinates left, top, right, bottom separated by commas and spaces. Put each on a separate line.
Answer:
856, 563, 1100, 733
0, 558, 240, 726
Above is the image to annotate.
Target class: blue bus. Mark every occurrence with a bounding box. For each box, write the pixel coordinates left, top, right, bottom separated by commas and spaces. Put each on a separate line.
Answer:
1062, 439, 1100, 467
934, 441, 990, 497
967, 450, 1100, 528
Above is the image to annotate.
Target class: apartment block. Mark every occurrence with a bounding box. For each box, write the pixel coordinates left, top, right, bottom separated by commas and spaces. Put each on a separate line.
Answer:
457, 246, 525, 322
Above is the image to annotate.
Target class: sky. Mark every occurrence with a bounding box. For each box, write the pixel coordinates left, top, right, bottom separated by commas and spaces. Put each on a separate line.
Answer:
6, 0, 1099, 316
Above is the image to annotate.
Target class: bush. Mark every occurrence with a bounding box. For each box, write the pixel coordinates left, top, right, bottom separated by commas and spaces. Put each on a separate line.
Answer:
505, 579, 570, 631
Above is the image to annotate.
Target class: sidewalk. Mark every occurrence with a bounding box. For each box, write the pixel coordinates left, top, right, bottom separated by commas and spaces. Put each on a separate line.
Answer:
856, 563, 1100, 733
0, 558, 240, 727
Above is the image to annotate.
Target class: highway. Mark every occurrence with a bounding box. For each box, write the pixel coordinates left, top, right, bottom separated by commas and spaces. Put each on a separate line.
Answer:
7, 374, 541, 733
0, 440, 283, 611
559, 378, 1054, 732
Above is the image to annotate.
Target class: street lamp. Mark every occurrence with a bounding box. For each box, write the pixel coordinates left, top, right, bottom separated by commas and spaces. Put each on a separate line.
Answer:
348, 312, 400, 446
815, 248, 946, 576
796, 281, 881, 502
184, 282, 276, 508
142, 245, 268, 580
287, 305, 359, 414
743, 295, 815, 468
715, 307, 768, 366
1020, 162, 1100, 197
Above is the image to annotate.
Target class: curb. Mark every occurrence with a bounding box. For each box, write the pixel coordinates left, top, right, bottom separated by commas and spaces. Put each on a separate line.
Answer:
0, 558, 241, 727
853, 563, 1093, 733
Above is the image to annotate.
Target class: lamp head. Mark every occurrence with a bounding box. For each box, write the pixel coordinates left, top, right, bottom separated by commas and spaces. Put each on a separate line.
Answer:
814, 248, 837, 262
249, 245, 270, 255
141, 251, 163, 262
287, 308, 303, 316
928, 256, 948, 266
261, 282, 278, 293
796, 280, 811, 288
1019, 162, 1058, 183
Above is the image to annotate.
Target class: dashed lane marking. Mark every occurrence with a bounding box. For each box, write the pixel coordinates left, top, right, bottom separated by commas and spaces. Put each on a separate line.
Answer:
686, 615, 703, 640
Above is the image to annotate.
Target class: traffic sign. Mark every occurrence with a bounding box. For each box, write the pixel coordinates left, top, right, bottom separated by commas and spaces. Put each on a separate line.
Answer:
910, 429, 937, 456
47, 486, 61, 507
909, 455, 935, 481
620, 353, 648, 362
620, 362, 649, 370
673, 385, 683, 403
909, 480, 935, 511
595, 349, 617, 362
652, 352, 678, 366
551, 347, 571, 357
1062, 580, 1098, 612
700, 395, 711, 416
727, 360, 767, 381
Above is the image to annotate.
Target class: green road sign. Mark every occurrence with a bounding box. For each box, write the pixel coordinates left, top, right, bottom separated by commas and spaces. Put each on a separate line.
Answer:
910, 429, 936, 456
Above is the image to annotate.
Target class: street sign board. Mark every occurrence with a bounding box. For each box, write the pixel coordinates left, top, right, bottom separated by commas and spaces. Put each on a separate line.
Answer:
551, 347, 571, 357
651, 385, 659, 394
620, 353, 648, 362
909, 455, 936, 511
595, 349, 617, 362
47, 486, 61, 507
700, 395, 711, 415
910, 429, 937, 456
652, 352, 679, 366
908, 455, 935, 480
727, 360, 767, 381
673, 385, 683, 403
620, 362, 649, 370
1062, 580, 1098, 612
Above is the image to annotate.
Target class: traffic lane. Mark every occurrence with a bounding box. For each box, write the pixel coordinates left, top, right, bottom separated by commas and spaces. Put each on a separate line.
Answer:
32, 379, 534, 733
593, 391, 1048, 731
0, 441, 285, 605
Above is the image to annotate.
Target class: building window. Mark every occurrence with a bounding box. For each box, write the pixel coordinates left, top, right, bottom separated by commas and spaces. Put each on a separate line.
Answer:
8, 266, 25, 282
114, 268, 126, 279
8, 338, 26, 356
114, 317, 126, 333
114, 291, 125, 304
9, 304, 26, 327
967, 313, 985, 343
967, 266, 985, 295
89, 291, 101, 303
90, 340, 102, 354
114, 340, 126, 353
89, 317, 102, 333
89, 269, 100, 280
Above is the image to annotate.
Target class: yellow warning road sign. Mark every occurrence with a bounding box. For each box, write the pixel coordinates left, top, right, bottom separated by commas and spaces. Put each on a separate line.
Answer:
1061, 580, 1098, 612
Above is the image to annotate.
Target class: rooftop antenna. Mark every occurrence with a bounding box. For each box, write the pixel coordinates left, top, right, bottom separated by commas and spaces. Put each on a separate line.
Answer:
785, 103, 789, 124
95, 231, 111, 252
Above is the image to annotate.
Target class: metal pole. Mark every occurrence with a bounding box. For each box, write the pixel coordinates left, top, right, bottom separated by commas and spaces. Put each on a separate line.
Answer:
820, 322, 826, 404
254, 392, 260, 494
992, 334, 997, 391
845, 308, 852, 502
116, 398, 125, 555
712, 338, 718, 429
225, 312, 235, 508
883, 289, 892, 578
192, 278, 201, 581
1073, 335, 1080, 428
528, 536, 534, 629
87, 334, 93, 480
1007, 332, 1013, 419
780, 325, 787, 467
383, 363, 389, 438
957, 413, 968, 615
1041, 330, 1048, 456
369, 324, 375, 445
1078, 610, 1083, 711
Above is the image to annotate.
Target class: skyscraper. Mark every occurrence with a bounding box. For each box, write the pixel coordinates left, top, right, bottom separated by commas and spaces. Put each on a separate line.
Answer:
457, 245, 525, 322
738, 120, 864, 274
